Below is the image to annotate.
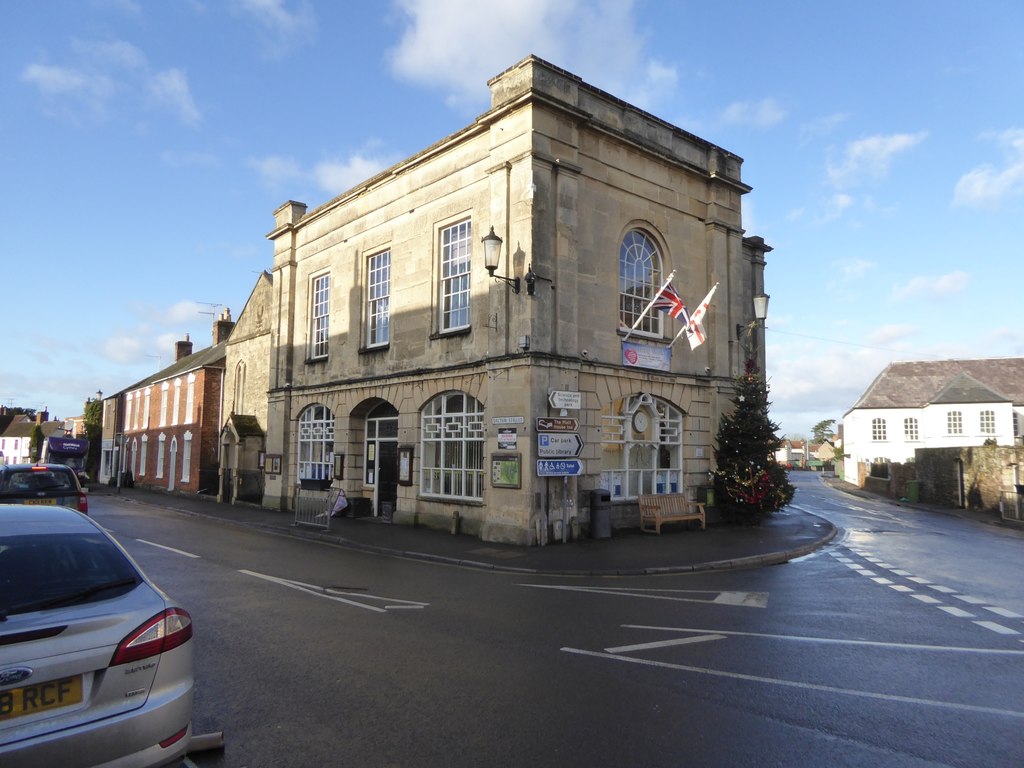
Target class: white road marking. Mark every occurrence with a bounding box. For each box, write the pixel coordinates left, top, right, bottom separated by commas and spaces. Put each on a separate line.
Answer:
974, 621, 1020, 636
908, 576, 932, 584
606, 634, 726, 654
891, 569, 912, 576
939, 606, 975, 618
954, 595, 988, 605
871, 577, 893, 585
560, 647, 1024, 718
928, 585, 958, 594
911, 594, 942, 604
136, 539, 200, 558
618, 625, 1024, 655
855, 569, 877, 576
519, 584, 769, 608
985, 606, 1024, 619
888, 585, 914, 593
240, 570, 428, 613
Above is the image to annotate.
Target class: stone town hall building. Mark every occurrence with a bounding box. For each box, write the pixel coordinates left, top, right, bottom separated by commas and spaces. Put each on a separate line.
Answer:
235, 56, 773, 545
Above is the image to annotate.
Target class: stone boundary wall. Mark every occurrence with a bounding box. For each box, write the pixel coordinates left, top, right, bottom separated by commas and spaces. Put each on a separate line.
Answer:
857, 445, 1024, 512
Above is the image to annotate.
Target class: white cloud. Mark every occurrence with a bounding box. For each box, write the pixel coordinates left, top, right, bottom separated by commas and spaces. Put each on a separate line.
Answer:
836, 258, 875, 280
952, 128, 1024, 208
251, 150, 396, 195
799, 112, 849, 144
720, 98, 787, 129
22, 38, 202, 125
891, 270, 969, 300
387, 0, 675, 113
250, 155, 306, 188
71, 38, 147, 70
827, 132, 928, 188
147, 68, 202, 125
233, 0, 316, 57
314, 154, 393, 195
865, 324, 916, 346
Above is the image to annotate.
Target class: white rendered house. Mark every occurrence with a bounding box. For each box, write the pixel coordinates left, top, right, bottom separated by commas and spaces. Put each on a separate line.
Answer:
843, 359, 1024, 479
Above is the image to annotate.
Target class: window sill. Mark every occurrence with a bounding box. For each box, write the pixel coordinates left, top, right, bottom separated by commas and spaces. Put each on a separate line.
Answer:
359, 343, 390, 355
429, 327, 471, 341
304, 356, 328, 366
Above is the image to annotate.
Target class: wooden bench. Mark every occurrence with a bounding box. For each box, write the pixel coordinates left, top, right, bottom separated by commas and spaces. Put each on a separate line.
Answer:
638, 493, 706, 534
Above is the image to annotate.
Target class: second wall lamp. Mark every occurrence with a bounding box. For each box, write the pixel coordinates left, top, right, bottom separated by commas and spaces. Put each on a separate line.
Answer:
481, 226, 520, 294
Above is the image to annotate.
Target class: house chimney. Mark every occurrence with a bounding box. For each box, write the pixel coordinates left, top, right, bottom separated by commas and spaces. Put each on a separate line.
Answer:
213, 308, 235, 345
36, 409, 49, 424
175, 334, 193, 361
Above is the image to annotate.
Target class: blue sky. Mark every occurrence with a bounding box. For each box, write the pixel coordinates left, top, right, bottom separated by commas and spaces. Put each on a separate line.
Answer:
4, 0, 1023, 440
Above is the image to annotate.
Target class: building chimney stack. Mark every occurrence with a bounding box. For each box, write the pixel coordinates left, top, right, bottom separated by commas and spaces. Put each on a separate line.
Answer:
213, 308, 234, 345
175, 334, 193, 361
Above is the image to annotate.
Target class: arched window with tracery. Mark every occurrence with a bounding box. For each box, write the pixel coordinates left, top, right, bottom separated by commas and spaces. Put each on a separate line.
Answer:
298, 404, 334, 481
619, 229, 666, 337
600, 393, 685, 499
420, 392, 484, 500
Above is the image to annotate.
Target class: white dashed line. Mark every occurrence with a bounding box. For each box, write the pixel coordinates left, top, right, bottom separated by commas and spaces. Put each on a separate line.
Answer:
974, 621, 1020, 636
938, 606, 976, 619
984, 606, 1023, 619
836, 546, 1024, 639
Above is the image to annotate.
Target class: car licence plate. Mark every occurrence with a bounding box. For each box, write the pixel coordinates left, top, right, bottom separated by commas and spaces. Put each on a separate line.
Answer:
0, 676, 83, 721
23, 498, 57, 505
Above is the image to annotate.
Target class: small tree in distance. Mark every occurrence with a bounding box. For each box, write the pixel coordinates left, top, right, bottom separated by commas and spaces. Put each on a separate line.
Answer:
713, 361, 795, 524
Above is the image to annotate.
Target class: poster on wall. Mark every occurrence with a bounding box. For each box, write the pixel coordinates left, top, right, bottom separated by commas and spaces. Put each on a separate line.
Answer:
491, 454, 522, 488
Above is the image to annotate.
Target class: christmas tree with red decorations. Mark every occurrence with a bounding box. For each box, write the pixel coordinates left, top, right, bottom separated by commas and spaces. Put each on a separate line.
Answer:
713, 361, 794, 523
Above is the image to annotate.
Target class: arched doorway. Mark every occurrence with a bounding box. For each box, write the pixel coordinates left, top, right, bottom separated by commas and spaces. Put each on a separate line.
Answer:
365, 403, 399, 517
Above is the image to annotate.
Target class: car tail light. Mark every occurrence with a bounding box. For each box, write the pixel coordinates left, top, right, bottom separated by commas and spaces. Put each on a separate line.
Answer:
77, 491, 89, 514
110, 608, 193, 666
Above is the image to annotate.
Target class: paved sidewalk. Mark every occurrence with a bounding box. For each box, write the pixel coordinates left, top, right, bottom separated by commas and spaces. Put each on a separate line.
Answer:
90, 485, 836, 576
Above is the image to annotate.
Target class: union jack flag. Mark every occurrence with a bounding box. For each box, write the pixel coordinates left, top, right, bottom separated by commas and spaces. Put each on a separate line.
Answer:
651, 283, 690, 323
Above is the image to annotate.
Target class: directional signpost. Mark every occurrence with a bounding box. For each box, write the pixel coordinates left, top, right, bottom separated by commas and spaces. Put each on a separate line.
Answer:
537, 432, 584, 458
536, 417, 579, 432
537, 459, 583, 477
548, 390, 582, 410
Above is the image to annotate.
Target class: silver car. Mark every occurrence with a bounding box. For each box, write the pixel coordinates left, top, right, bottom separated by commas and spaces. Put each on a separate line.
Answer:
0, 505, 194, 767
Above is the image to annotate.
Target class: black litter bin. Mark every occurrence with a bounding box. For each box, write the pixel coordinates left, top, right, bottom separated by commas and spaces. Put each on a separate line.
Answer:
590, 489, 612, 539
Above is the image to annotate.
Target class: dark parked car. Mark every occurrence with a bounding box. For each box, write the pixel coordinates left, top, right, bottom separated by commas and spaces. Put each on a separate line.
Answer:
0, 463, 88, 514
0, 504, 194, 767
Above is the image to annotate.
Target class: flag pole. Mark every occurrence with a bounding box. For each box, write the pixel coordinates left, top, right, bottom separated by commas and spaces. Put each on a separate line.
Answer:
623, 270, 674, 341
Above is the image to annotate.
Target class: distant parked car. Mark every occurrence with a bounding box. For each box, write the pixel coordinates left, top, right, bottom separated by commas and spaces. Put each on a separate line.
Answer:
0, 505, 194, 767
0, 464, 88, 514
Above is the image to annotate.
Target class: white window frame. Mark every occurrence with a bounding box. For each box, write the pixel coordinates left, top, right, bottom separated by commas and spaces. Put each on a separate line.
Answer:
904, 417, 919, 442
185, 375, 195, 423
871, 418, 887, 441
600, 393, 684, 500
172, 378, 182, 426
298, 404, 334, 480
159, 383, 169, 427
980, 410, 996, 435
143, 388, 151, 429
156, 434, 166, 479
139, 435, 148, 477
439, 220, 472, 333
181, 430, 192, 481
367, 249, 391, 347
420, 392, 485, 500
310, 273, 330, 359
947, 410, 963, 435
619, 230, 665, 338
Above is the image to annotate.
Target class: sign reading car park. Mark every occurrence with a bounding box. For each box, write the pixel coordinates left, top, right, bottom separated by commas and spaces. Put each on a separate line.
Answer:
537, 433, 584, 458
536, 417, 579, 432
537, 459, 583, 477
548, 390, 582, 410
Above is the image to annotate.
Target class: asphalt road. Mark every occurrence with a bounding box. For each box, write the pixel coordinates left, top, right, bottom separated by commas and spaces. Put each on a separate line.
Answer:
89, 477, 1024, 768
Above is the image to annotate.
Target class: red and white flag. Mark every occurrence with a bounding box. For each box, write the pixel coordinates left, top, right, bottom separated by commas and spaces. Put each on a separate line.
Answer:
671, 283, 718, 349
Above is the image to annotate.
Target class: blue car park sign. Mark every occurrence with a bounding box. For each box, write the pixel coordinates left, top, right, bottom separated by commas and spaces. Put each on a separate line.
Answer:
536, 459, 583, 477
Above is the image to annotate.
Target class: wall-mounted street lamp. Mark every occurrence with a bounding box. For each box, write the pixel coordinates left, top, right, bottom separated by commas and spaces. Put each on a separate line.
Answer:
481, 226, 520, 294
737, 293, 770, 340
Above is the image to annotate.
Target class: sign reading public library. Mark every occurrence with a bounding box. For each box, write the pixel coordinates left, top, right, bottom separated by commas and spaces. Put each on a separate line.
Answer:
537, 432, 583, 458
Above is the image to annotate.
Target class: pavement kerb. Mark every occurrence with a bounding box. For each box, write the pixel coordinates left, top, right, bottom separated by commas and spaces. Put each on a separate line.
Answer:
108, 492, 839, 578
